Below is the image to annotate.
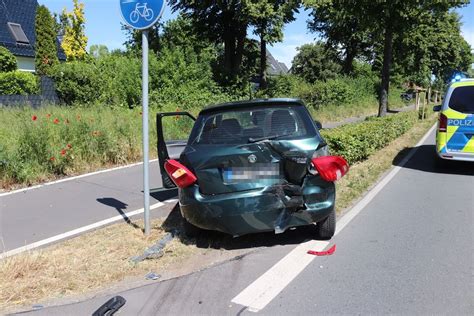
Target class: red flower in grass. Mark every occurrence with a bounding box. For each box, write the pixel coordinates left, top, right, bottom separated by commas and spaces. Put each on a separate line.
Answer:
53, 118, 60, 124
50, 157, 55, 162
32, 115, 37, 121
60, 149, 67, 157
66, 144, 72, 149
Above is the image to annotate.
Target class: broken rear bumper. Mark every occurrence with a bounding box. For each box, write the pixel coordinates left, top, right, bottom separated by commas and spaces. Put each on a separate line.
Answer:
179, 177, 335, 237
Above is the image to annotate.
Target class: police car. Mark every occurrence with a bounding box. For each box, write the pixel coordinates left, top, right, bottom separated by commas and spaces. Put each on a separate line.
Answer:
434, 77, 474, 162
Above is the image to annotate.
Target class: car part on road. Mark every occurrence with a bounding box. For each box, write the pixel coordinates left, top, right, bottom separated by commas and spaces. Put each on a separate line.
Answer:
307, 244, 336, 256
130, 231, 177, 263
92, 296, 126, 316
145, 272, 162, 280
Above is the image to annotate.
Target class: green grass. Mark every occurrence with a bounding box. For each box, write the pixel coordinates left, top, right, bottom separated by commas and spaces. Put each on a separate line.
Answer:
309, 86, 408, 123
0, 106, 147, 188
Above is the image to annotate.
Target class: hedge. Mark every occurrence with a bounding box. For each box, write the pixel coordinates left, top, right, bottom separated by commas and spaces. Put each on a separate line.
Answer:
0, 71, 38, 95
321, 111, 418, 165
0, 46, 17, 73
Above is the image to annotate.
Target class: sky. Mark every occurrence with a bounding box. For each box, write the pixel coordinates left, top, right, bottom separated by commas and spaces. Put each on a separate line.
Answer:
39, 0, 474, 68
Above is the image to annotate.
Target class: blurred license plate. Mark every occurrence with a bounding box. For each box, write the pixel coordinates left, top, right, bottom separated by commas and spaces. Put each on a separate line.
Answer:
223, 164, 280, 183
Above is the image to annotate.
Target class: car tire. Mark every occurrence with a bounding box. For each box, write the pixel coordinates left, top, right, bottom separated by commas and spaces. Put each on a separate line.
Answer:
316, 208, 336, 240
182, 218, 201, 238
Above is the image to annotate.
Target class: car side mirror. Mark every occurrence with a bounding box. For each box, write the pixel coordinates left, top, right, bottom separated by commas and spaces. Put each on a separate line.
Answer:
315, 120, 323, 130
433, 105, 442, 112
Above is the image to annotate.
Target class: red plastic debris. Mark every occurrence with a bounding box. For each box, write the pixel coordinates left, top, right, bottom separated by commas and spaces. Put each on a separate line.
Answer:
307, 244, 336, 256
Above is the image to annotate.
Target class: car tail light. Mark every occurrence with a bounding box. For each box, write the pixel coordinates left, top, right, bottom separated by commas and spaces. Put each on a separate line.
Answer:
164, 160, 197, 188
311, 156, 349, 182
439, 113, 447, 132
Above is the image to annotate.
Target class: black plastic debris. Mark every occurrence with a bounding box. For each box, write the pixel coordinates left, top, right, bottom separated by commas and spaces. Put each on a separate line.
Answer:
92, 296, 126, 316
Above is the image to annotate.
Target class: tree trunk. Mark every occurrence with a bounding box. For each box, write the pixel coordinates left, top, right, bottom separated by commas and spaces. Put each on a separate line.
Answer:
233, 24, 247, 76
379, 25, 393, 117
223, 24, 236, 78
259, 33, 267, 90
343, 44, 356, 74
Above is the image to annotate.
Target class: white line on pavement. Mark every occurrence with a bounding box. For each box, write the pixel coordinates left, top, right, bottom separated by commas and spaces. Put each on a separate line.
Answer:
0, 202, 165, 260
231, 124, 437, 312
0, 159, 159, 197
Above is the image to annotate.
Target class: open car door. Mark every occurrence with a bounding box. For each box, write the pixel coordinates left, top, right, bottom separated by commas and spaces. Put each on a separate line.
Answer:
156, 112, 196, 188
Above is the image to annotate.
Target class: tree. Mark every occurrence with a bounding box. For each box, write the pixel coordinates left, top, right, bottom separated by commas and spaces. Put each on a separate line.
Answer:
0, 46, 17, 72
306, 1, 373, 74
305, 0, 466, 117
392, 11, 472, 87
168, 0, 250, 82
291, 42, 341, 83
61, 0, 88, 61
244, 0, 300, 89
123, 22, 162, 54
35, 5, 59, 75
89, 45, 109, 59
54, 11, 69, 38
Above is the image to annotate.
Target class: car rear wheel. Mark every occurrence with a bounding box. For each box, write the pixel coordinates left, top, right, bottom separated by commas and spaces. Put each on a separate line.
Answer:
316, 208, 336, 239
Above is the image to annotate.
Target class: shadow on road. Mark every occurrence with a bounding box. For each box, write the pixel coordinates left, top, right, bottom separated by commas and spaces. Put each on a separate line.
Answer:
393, 145, 474, 176
161, 203, 321, 251
150, 187, 178, 201
96, 197, 141, 230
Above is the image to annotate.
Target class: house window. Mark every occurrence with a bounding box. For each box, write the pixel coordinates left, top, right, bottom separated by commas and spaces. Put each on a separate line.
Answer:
7, 22, 30, 44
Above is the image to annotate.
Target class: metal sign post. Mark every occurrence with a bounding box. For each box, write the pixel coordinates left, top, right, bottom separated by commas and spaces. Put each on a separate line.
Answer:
142, 30, 150, 235
120, 0, 165, 235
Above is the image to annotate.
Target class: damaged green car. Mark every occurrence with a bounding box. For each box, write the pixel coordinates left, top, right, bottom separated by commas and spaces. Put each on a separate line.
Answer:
157, 99, 349, 238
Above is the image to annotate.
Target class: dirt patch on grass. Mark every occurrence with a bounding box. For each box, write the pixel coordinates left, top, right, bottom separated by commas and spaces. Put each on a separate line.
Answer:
0, 115, 436, 313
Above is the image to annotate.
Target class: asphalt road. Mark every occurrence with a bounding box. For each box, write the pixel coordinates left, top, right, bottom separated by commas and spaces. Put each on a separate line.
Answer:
20, 129, 473, 315
0, 161, 170, 253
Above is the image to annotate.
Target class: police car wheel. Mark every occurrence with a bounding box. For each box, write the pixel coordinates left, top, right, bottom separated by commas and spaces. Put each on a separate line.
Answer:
315, 208, 336, 240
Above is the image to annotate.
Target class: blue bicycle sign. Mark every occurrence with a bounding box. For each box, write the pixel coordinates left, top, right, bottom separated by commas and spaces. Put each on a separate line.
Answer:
120, 0, 164, 30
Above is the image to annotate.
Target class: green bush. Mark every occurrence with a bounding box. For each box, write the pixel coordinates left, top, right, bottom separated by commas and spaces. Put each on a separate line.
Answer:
0, 46, 17, 72
0, 71, 38, 95
51, 61, 102, 105
96, 54, 142, 107
50, 47, 231, 108
321, 111, 418, 165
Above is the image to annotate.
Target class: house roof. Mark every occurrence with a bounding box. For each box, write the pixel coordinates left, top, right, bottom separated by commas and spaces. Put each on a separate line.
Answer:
266, 49, 289, 76
0, 0, 66, 60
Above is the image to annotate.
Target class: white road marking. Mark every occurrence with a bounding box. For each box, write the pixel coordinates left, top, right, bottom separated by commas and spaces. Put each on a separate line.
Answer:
232, 123, 437, 312
0, 159, 159, 197
0, 202, 164, 260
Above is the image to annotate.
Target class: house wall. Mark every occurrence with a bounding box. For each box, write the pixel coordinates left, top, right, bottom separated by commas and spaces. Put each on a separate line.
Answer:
16, 56, 35, 72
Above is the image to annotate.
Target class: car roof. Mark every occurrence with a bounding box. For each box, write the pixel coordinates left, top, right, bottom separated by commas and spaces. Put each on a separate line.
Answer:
450, 79, 474, 88
199, 98, 305, 115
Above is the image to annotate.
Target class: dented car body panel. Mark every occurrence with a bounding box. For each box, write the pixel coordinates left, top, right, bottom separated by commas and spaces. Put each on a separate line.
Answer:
157, 99, 337, 237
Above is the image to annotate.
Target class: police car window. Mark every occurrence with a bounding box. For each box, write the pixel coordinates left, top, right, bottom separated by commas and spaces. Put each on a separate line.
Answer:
191, 106, 315, 145
449, 86, 474, 114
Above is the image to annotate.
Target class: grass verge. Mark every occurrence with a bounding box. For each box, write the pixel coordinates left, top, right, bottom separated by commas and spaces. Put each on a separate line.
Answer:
0, 114, 435, 313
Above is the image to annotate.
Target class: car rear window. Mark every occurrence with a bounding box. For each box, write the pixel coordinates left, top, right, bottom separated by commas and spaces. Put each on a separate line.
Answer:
189, 105, 317, 145
449, 86, 474, 114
